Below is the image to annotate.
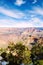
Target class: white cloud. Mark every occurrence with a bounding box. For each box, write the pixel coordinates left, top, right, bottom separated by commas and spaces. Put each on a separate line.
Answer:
32, 0, 37, 4
29, 7, 43, 16
0, 19, 15, 27
29, 17, 43, 27
34, 7, 43, 16
0, 7, 43, 28
0, 7, 25, 19
15, 0, 26, 6
0, 17, 43, 28
0, 19, 33, 27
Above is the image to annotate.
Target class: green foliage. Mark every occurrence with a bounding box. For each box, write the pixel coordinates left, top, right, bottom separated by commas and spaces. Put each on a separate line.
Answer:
31, 44, 43, 55
7, 42, 15, 51
31, 43, 43, 65
1, 41, 43, 65
39, 60, 43, 65
0, 48, 6, 55
1, 41, 31, 65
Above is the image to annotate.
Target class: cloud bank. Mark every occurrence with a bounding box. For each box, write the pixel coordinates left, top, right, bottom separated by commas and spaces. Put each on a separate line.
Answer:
0, 7, 25, 19
0, 6, 43, 27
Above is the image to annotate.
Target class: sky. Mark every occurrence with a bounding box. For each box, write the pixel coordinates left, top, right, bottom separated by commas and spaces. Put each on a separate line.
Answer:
0, 0, 43, 28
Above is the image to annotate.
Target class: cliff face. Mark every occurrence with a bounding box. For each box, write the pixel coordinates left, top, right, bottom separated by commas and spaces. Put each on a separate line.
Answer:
0, 27, 43, 48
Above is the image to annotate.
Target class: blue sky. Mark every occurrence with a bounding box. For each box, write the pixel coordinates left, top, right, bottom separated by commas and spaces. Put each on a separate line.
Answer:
0, 0, 43, 27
